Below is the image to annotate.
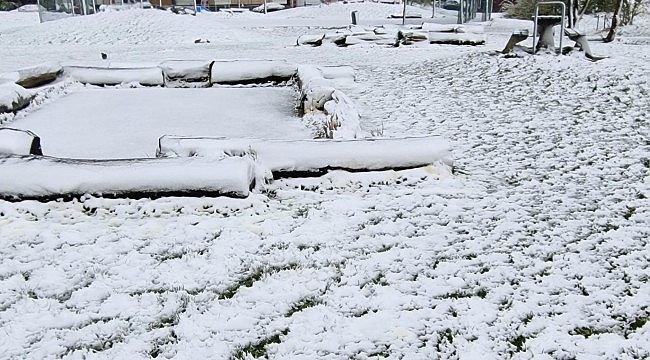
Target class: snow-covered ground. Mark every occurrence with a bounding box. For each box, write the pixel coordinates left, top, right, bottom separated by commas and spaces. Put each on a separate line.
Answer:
11, 86, 304, 158
1, 3, 649, 359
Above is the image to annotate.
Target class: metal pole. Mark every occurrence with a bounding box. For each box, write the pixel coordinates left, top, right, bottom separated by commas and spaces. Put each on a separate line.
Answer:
402, 0, 406, 25
431, 0, 434, 18
37, 0, 44, 22
193, 0, 197, 13
264, 0, 267, 13
532, 6, 538, 52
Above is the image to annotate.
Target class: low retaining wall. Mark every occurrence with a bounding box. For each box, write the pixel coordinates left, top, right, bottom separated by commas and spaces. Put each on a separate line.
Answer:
1, 60, 362, 140
157, 135, 452, 177
0, 155, 255, 201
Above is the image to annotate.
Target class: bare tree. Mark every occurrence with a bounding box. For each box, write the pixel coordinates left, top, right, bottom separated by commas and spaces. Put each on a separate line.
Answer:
604, 0, 623, 42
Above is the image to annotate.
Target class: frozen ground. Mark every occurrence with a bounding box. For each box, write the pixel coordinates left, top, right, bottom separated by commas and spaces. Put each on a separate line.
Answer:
1, 3, 649, 359
10, 86, 304, 158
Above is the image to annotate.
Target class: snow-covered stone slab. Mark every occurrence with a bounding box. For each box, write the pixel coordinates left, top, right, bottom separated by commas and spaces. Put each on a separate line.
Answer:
0, 83, 33, 114
388, 12, 422, 19
297, 34, 326, 46
157, 135, 452, 176
13, 62, 63, 88
63, 66, 164, 86
345, 33, 396, 46
421, 23, 485, 34
0, 155, 254, 201
210, 60, 298, 85
0, 128, 43, 156
160, 60, 212, 88
429, 32, 486, 45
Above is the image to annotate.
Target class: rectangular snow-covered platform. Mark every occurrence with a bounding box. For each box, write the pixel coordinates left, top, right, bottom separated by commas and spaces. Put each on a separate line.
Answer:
0, 155, 255, 201
158, 135, 452, 177
10, 87, 308, 159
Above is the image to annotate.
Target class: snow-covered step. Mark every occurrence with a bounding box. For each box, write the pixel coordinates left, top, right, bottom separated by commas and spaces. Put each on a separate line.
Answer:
0, 155, 254, 201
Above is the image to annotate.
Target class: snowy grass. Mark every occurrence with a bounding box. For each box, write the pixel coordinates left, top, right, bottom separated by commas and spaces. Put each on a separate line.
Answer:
1, 4, 649, 360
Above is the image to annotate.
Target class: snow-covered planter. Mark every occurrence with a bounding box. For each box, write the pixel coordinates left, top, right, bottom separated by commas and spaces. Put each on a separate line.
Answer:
428, 32, 486, 45
157, 135, 452, 176
0, 83, 33, 114
0, 128, 43, 156
297, 65, 360, 139
0, 155, 255, 201
210, 60, 298, 85
63, 65, 164, 86
160, 60, 212, 88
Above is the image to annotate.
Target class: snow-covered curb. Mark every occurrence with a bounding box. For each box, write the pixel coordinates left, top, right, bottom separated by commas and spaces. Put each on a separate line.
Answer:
157, 135, 452, 175
0, 155, 255, 201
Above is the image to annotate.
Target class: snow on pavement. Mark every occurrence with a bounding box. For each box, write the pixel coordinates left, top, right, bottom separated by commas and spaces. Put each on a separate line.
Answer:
1, 4, 649, 359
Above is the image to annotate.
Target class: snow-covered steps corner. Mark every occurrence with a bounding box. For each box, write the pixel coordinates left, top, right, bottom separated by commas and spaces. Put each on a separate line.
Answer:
0, 128, 42, 156
0, 155, 255, 201
157, 135, 453, 177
